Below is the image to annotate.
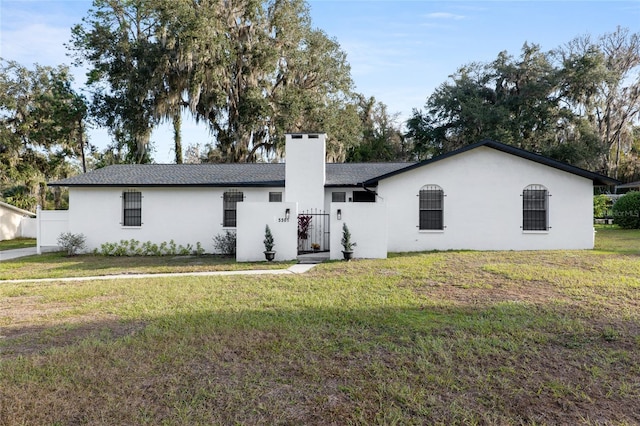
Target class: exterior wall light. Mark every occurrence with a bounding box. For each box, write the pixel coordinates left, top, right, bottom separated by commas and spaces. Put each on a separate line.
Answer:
337, 209, 342, 220
285, 208, 290, 220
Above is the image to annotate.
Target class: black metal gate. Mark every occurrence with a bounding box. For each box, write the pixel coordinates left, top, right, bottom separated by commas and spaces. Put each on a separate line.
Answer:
297, 209, 330, 254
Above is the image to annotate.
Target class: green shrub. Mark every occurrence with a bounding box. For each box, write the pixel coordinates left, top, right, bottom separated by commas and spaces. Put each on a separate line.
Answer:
141, 241, 160, 256
195, 242, 205, 256
168, 239, 177, 255
98, 239, 204, 256
213, 230, 236, 255
57, 232, 86, 256
612, 191, 640, 229
594, 194, 612, 218
114, 241, 129, 256
99, 242, 117, 256
178, 244, 192, 256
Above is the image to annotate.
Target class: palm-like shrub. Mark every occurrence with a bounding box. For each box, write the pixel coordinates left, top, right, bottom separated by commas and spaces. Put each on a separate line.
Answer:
341, 223, 356, 252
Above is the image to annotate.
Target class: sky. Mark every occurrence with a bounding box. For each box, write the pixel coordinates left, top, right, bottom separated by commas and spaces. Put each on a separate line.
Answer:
1, 0, 639, 163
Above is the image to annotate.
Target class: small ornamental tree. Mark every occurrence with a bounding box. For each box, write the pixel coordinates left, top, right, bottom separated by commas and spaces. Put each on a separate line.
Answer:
341, 223, 356, 252
612, 191, 640, 229
263, 225, 275, 252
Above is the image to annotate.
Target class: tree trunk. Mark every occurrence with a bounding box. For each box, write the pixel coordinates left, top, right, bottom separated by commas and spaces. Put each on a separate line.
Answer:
78, 119, 86, 173
173, 113, 183, 164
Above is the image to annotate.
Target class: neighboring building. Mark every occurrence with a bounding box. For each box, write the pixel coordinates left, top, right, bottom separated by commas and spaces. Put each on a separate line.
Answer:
47, 134, 618, 260
615, 180, 640, 194
0, 201, 36, 241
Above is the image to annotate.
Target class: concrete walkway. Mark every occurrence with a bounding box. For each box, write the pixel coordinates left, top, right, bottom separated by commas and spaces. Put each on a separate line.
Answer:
0, 246, 321, 283
0, 260, 319, 284
0, 247, 37, 262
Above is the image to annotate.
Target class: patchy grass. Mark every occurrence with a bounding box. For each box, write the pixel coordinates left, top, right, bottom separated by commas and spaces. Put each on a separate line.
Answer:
0, 252, 294, 280
0, 238, 36, 251
0, 230, 639, 424
594, 224, 640, 253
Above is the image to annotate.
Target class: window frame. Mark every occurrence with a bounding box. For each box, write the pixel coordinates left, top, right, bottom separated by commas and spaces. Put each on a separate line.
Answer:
522, 184, 549, 231
332, 191, 346, 203
352, 191, 376, 203
269, 192, 282, 202
418, 185, 444, 231
223, 190, 244, 228
122, 190, 142, 227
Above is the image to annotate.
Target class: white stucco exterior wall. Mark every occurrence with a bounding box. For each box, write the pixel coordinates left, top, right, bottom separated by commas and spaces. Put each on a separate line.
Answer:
21, 217, 37, 238
0, 206, 24, 241
236, 202, 297, 262
378, 146, 594, 251
0, 202, 35, 240
285, 133, 326, 212
330, 203, 388, 260
68, 186, 279, 252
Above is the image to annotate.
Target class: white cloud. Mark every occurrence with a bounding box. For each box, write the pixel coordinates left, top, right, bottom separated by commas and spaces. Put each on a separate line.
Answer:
425, 12, 466, 20
0, 23, 72, 66
0, 1, 79, 67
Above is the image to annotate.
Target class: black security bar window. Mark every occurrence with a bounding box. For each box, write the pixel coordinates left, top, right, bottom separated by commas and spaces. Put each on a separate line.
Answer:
522, 185, 548, 231
123, 190, 142, 226
223, 190, 244, 227
419, 185, 444, 230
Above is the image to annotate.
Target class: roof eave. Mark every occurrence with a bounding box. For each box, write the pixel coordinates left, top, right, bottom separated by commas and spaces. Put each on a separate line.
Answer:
49, 181, 286, 188
324, 183, 377, 188
0, 201, 36, 216
363, 139, 621, 186
480, 140, 621, 186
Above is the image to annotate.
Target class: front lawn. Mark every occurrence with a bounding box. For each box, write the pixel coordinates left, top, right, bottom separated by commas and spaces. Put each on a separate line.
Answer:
0, 238, 36, 251
0, 228, 638, 424
0, 252, 294, 280
594, 224, 640, 253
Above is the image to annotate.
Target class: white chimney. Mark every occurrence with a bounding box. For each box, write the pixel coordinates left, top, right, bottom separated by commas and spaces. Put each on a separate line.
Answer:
284, 133, 326, 212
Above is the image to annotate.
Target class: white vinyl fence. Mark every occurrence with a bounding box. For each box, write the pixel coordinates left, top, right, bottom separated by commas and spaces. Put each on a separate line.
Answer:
36, 206, 69, 254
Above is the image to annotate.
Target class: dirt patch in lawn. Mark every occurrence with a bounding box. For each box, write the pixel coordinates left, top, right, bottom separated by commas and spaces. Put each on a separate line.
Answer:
436, 279, 569, 306
400, 253, 573, 306
0, 314, 145, 359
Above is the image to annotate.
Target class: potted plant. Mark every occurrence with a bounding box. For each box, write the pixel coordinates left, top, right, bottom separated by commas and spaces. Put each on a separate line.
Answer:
341, 223, 356, 260
263, 225, 276, 261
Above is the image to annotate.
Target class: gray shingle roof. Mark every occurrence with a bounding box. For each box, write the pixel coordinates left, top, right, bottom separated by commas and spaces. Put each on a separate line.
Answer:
49, 162, 414, 187
325, 163, 413, 186
50, 140, 618, 188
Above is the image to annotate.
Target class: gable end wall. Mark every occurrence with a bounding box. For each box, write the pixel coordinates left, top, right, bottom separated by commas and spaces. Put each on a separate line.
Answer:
379, 146, 594, 251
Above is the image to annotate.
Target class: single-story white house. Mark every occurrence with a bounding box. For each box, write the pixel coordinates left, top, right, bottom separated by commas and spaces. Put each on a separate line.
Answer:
47, 133, 618, 260
0, 201, 36, 241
